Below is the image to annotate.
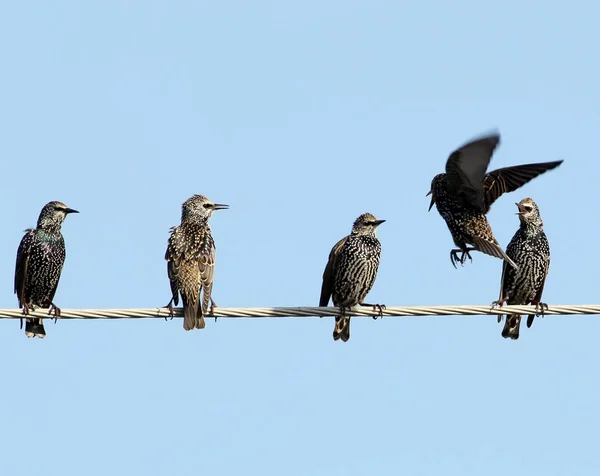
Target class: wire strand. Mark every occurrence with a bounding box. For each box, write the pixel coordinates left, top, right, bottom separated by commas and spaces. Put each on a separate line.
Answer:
0, 304, 598, 319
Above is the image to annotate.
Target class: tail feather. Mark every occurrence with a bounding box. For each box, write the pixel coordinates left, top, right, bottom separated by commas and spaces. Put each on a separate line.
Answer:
183, 300, 205, 331
526, 314, 535, 328
25, 318, 46, 339
333, 316, 350, 342
501, 315, 521, 340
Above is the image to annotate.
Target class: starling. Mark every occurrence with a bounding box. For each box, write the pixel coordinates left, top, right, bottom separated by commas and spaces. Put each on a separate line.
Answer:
165, 194, 228, 331
14, 201, 79, 338
319, 213, 385, 342
427, 132, 562, 268
492, 198, 550, 340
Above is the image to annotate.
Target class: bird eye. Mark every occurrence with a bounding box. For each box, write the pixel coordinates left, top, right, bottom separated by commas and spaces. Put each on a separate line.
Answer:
524, 206, 532, 212
203, 203, 212, 209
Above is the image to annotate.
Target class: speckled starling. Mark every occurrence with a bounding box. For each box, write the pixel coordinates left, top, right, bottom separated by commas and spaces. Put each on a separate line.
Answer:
319, 213, 385, 342
14, 201, 79, 338
165, 194, 228, 331
492, 198, 550, 340
427, 132, 562, 268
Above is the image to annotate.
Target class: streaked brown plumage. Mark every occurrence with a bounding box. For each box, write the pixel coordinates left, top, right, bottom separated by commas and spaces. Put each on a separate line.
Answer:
320, 213, 385, 342
493, 198, 550, 340
165, 195, 228, 331
427, 132, 562, 268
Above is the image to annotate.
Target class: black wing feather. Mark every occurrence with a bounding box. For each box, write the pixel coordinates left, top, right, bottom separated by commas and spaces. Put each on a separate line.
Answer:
445, 133, 501, 211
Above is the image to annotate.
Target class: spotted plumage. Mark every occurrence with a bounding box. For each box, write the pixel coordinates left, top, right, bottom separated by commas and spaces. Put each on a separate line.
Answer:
493, 198, 550, 340
428, 132, 562, 268
165, 194, 228, 331
319, 213, 385, 342
14, 201, 79, 338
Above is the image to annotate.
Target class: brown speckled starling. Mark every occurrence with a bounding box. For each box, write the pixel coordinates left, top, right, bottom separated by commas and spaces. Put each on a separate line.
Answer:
14, 201, 79, 338
492, 198, 550, 340
319, 213, 385, 342
165, 194, 228, 331
427, 132, 562, 268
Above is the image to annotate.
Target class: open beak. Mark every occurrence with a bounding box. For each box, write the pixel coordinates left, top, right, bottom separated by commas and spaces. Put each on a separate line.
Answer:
515, 202, 524, 215
65, 208, 79, 214
212, 203, 229, 211
426, 191, 435, 212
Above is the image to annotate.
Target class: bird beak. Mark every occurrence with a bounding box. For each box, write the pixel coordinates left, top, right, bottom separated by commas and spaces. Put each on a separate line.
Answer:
374, 219, 386, 226
212, 203, 229, 211
65, 208, 79, 214
515, 203, 524, 215
426, 191, 435, 212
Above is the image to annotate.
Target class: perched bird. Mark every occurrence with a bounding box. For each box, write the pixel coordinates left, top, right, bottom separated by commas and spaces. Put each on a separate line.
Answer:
165, 194, 229, 330
14, 201, 79, 338
427, 132, 562, 268
319, 213, 385, 342
492, 198, 550, 340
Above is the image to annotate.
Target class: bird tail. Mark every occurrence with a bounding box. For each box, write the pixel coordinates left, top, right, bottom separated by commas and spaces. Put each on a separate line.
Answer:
526, 315, 535, 328
501, 315, 521, 340
333, 316, 350, 342
25, 318, 46, 339
183, 299, 205, 331
472, 236, 519, 270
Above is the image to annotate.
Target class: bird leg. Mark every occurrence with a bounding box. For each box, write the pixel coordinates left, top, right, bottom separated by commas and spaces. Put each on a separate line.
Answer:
165, 299, 175, 321
359, 302, 386, 320
47, 302, 61, 323
450, 247, 475, 268
531, 300, 548, 317
209, 299, 218, 322
491, 297, 508, 322
19, 303, 32, 330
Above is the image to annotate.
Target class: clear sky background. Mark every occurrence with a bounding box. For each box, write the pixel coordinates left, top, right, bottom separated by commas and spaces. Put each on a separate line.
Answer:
0, 2, 598, 475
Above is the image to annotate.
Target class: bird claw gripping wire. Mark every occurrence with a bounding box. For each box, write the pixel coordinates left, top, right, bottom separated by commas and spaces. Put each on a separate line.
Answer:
359, 302, 386, 320
532, 301, 548, 317
490, 298, 507, 322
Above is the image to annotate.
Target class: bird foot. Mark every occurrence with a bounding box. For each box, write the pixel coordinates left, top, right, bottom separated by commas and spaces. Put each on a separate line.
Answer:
450, 248, 474, 269
491, 298, 507, 322
164, 300, 175, 321
360, 302, 386, 320
532, 301, 548, 317
209, 300, 218, 322
21, 303, 32, 316
48, 303, 61, 323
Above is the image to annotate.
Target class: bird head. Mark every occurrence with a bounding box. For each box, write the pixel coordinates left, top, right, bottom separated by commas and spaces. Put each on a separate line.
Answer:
426, 174, 445, 211
37, 201, 79, 230
181, 194, 229, 222
351, 213, 386, 236
515, 197, 543, 227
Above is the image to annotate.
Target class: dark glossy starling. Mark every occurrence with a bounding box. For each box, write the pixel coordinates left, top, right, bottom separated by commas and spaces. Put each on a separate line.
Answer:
492, 198, 550, 340
14, 201, 79, 338
427, 132, 562, 268
319, 213, 385, 342
165, 194, 229, 331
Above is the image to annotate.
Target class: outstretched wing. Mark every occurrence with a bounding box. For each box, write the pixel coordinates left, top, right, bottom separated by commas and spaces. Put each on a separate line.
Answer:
319, 236, 348, 307
445, 133, 501, 211
483, 160, 563, 213
14, 230, 35, 306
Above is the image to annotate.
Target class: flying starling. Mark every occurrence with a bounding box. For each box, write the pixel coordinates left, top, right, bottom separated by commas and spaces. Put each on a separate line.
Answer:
14, 201, 79, 338
492, 198, 550, 340
427, 132, 562, 268
319, 213, 385, 342
165, 194, 229, 331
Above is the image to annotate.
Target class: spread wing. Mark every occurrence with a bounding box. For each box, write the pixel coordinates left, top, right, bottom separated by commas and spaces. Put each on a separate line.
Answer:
14, 230, 35, 306
319, 236, 348, 307
483, 160, 563, 213
445, 133, 501, 211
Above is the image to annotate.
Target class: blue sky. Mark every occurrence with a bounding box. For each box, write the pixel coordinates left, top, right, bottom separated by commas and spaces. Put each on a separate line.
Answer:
1, 1, 598, 475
